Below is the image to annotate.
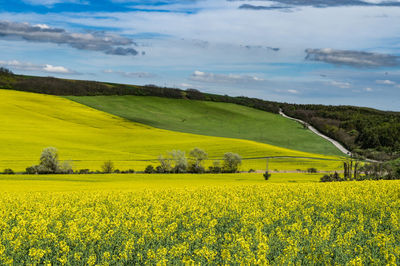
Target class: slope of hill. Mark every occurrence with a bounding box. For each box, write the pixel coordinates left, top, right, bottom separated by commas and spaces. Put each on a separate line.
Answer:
0, 89, 342, 172
1, 69, 397, 160
66, 95, 343, 156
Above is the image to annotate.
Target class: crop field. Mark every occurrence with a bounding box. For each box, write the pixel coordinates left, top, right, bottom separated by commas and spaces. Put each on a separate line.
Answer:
67, 95, 343, 156
0, 174, 399, 265
0, 89, 343, 172
0, 173, 323, 192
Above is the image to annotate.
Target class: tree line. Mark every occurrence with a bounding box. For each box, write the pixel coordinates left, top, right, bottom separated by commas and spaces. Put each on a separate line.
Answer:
144, 148, 242, 174
1, 147, 243, 175
321, 157, 400, 182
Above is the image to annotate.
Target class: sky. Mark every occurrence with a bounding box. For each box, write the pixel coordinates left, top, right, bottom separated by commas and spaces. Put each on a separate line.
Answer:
0, 0, 400, 111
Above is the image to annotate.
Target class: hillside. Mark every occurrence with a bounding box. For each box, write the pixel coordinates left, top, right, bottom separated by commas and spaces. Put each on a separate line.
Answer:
66, 95, 343, 156
1, 68, 398, 160
0, 89, 342, 172
282, 104, 400, 160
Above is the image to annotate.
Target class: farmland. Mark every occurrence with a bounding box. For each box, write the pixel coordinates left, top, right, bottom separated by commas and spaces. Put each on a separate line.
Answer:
0, 1, 398, 264
67, 95, 343, 156
0, 174, 399, 265
1, 87, 393, 265
0, 173, 324, 192
0, 87, 397, 265
0, 89, 343, 172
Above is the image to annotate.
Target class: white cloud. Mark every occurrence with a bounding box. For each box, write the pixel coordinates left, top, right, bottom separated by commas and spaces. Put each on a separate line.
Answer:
190, 70, 264, 84
376, 79, 396, 85
288, 89, 299, 94
0, 60, 76, 74
22, 0, 87, 6
364, 87, 374, 92
275, 88, 301, 94
306, 48, 400, 68
33, 24, 51, 29
330, 81, 352, 88
180, 83, 194, 88
0, 20, 138, 56
103, 69, 155, 78
10, 1, 398, 52
43, 64, 71, 73
362, 0, 400, 4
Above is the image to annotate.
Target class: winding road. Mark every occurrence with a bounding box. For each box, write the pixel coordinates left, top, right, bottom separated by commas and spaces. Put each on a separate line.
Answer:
279, 109, 352, 156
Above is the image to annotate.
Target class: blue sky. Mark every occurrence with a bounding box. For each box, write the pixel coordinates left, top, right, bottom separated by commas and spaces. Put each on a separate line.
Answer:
0, 0, 400, 110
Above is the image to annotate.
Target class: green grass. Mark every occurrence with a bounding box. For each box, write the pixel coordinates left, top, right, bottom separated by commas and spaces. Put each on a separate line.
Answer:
66, 95, 343, 156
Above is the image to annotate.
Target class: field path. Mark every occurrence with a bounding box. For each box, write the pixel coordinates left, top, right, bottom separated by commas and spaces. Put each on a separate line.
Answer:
279, 109, 352, 156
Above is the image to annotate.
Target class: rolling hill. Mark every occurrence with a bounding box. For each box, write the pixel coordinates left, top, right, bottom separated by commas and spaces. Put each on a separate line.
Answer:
66, 95, 343, 156
1, 70, 398, 161
0, 89, 343, 172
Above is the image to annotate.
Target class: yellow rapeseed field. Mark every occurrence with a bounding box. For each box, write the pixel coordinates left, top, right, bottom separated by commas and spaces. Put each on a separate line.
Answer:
0, 89, 343, 172
0, 174, 399, 265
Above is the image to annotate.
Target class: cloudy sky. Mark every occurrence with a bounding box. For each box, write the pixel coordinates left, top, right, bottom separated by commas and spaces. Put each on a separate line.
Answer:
0, 0, 400, 110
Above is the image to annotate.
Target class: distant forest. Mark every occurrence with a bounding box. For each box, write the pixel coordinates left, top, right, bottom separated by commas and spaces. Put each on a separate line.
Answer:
1, 67, 399, 160
281, 104, 400, 160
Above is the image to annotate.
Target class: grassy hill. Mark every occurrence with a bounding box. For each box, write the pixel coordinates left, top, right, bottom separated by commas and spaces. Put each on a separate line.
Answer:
1, 69, 398, 160
0, 89, 342, 172
66, 95, 343, 156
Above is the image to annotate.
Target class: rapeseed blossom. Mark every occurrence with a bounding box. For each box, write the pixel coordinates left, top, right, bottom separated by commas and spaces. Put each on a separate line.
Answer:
0, 181, 399, 264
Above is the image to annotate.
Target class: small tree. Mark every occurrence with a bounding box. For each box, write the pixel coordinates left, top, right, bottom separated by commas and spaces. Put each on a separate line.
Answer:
101, 160, 114, 173
393, 159, 400, 179
158, 155, 173, 173
0, 67, 13, 75
307, 167, 317, 173
40, 147, 60, 173
79, 169, 90, 174
27, 147, 76, 174
58, 160, 73, 174
209, 160, 222, 173
188, 147, 208, 173
343, 157, 360, 181
263, 171, 271, 180
26, 166, 37, 175
3, 168, 14, 175
145, 165, 155, 174
170, 150, 188, 173
223, 152, 242, 173
320, 172, 342, 182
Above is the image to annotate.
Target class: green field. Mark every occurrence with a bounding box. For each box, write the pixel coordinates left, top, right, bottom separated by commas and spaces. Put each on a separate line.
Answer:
67, 95, 343, 156
0, 89, 343, 172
